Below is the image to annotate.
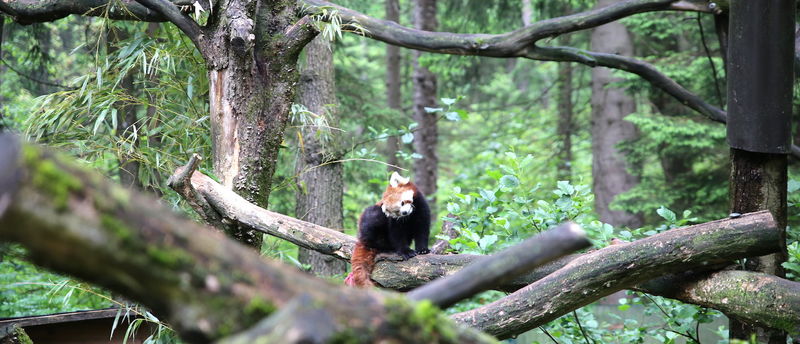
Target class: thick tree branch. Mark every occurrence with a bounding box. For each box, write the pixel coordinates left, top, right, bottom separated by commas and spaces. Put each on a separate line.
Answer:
408, 222, 590, 308
303, 0, 703, 56
169, 164, 357, 260
0, 135, 496, 344
450, 212, 782, 339
0, 0, 167, 23
635, 270, 800, 333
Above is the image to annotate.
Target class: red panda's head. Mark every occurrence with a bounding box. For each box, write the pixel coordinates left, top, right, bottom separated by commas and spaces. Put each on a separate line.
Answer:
380, 172, 417, 218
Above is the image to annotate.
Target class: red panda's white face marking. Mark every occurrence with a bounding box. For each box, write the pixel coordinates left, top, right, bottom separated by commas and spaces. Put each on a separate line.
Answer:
381, 173, 416, 218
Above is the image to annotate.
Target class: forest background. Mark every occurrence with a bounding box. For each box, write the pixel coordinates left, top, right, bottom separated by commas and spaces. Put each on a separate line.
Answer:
1, 0, 799, 343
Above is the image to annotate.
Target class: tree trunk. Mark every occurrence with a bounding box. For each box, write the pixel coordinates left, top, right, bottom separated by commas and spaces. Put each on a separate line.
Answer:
0, 15, 5, 126
107, 27, 143, 190
728, 149, 788, 342
556, 45, 573, 180
412, 0, 438, 206
589, 0, 642, 228
202, 1, 314, 249
295, 35, 346, 276
385, 0, 402, 172
726, 0, 793, 341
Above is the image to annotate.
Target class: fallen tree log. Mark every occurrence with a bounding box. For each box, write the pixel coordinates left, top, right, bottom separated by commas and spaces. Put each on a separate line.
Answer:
165, 157, 797, 335
0, 136, 499, 344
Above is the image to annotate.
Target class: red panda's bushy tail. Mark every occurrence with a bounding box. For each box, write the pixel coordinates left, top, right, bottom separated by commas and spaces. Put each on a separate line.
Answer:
345, 241, 378, 287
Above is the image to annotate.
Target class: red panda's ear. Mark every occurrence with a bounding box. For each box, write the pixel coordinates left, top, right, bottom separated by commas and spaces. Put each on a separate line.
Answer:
389, 172, 410, 187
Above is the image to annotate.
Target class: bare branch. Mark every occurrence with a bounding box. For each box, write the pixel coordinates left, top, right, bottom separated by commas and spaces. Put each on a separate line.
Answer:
302, 0, 682, 56
168, 164, 356, 259
525, 46, 727, 123
408, 222, 590, 309
0, 0, 167, 23
134, 0, 205, 53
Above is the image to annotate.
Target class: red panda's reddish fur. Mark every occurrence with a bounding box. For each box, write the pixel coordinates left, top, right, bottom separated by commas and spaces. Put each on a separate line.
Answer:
345, 173, 431, 288
345, 241, 378, 287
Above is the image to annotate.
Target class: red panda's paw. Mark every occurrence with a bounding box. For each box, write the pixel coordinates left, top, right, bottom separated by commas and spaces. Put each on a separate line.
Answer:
398, 248, 417, 260
415, 248, 430, 255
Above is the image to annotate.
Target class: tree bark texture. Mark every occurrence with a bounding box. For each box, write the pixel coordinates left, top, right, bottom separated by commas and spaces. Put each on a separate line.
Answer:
385, 0, 402, 172
187, 0, 315, 249
407, 222, 591, 309
162, 165, 796, 333
635, 270, 800, 334
412, 0, 439, 205
0, 137, 497, 344
589, 0, 643, 228
295, 35, 347, 276
728, 149, 789, 342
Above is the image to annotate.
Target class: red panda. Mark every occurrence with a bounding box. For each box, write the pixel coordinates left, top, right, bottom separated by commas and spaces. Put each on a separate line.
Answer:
344, 172, 431, 287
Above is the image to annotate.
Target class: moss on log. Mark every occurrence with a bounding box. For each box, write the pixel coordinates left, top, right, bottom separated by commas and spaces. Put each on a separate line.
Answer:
0, 136, 496, 344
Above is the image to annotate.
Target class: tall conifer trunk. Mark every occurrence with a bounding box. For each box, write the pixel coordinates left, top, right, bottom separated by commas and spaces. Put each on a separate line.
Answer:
295, 36, 346, 276
385, 0, 402, 172
589, 0, 642, 228
412, 0, 438, 206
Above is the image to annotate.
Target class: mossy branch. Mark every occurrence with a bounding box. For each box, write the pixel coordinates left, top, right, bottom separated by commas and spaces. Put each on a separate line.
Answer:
0, 135, 497, 344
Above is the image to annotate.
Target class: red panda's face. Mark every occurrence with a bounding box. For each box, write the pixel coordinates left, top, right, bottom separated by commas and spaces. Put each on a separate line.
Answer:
381, 172, 416, 218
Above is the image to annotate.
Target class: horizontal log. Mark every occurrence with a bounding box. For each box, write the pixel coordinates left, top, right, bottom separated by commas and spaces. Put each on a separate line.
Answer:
451, 211, 782, 339
636, 270, 800, 334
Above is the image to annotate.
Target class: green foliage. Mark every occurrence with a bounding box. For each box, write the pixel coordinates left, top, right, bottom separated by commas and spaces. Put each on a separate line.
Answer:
8, 21, 211, 201
783, 177, 800, 280
443, 153, 601, 254
532, 295, 724, 344
0, 245, 111, 317
615, 112, 728, 223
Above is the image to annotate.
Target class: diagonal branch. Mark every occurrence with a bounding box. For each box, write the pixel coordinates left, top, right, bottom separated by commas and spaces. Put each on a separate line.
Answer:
407, 222, 591, 308
134, 0, 206, 54
526, 46, 727, 123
